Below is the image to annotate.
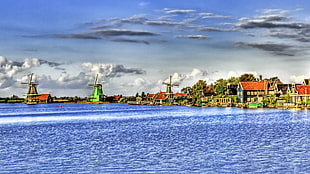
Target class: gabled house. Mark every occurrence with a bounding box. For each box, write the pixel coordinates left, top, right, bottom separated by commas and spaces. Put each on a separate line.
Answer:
272, 84, 294, 96
289, 85, 310, 105
173, 92, 188, 104
147, 94, 156, 102
30, 94, 53, 104
302, 79, 310, 85
154, 92, 169, 104
237, 81, 269, 103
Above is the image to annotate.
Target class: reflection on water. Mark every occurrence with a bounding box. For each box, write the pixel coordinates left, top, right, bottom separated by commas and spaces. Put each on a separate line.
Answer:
0, 103, 309, 173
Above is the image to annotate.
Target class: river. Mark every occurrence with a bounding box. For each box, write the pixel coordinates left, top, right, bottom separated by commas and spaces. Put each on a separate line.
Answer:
0, 103, 309, 173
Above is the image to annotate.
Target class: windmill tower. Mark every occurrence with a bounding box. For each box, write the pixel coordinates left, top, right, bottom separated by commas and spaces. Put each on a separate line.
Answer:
21, 73, 39, 104
162, 75, 179, 99
88, 74, 105, 103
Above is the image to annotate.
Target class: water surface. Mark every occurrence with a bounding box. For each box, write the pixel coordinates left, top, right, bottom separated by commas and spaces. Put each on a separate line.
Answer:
0, 103, 309, 173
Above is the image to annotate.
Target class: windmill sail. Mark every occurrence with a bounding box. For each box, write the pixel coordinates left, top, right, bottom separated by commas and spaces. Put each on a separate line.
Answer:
162, 75, 179, 94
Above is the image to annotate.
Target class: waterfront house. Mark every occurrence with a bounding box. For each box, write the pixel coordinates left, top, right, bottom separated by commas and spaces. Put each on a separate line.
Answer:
173, 92, 188, 104
271, 84, 294, 97
30, 94, 53, 104
146, 94, 155, 101
237, 81, 269, 103
289, 84, 310, 105
154, 92, 169, 104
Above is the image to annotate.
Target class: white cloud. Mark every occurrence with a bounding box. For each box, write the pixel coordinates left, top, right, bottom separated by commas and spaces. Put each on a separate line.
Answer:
290, 75, 306, 83
161, 68, 210, 89
227, 71, 239, 78
82, 62, 145, 78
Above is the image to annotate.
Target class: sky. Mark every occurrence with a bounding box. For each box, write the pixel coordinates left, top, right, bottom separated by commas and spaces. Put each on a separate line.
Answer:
1, 0, 310, 97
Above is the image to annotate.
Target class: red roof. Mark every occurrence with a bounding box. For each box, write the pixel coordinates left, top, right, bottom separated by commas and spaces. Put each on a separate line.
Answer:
239, 82, 266, 90
296, 85, 310, 95
148, 94, 155, 98
174, 92, 187, 97
155, 92, 169, 100
113, 95, 121, 100
33, 94, 50, 101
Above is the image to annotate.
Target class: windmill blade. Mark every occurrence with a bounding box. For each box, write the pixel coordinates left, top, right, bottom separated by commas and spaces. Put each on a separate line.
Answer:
29, 73, 34, 85
94, 74, 98, 85
162, 82, 170, 85
88, 74, 99, 87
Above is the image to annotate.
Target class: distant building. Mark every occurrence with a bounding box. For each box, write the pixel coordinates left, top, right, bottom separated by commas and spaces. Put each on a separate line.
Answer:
173, 92, 188, 104
21, 73, 52, 104
30, 94, 53, 104
154, 92, 169, 104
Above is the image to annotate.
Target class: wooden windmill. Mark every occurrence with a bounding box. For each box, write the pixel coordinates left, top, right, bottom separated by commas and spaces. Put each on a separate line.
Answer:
162, 75, 179, 98
21, 73, 39, 104
88, 74, 104, 103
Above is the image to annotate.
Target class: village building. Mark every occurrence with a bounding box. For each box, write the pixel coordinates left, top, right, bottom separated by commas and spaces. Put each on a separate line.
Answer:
226, 84, 238, 96
30, 94, 53, 104
21, 73, 52, 104
154, 92, 169, 104
106, 95, 121, 103
302, 79, 310, 85
237, 81, 269, 103
289, 84, 310, 105
271, 84, 294, 96
173, 92, 188, 104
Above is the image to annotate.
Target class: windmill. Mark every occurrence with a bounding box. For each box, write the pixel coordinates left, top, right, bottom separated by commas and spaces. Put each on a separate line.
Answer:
162, 75, 179, 98
21, 73, 39, 104
88, 74, 105, 103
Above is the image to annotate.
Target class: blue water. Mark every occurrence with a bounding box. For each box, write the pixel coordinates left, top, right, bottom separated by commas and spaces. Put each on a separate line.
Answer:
0, 103, 309, 173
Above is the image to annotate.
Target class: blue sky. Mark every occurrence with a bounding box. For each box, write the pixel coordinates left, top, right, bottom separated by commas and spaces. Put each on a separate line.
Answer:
1, 0, 310, 97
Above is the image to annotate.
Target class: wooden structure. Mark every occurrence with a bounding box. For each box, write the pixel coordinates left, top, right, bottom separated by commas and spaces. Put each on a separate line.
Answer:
162, 75, 179, 99
21, 73, 52, 104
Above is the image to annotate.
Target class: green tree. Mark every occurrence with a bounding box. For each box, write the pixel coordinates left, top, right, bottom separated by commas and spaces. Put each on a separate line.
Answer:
214, 78, 227, 95
238, 73, 257, 82
205, 83, 216, 95
141, 92, 146, 98
269, 77, 282, 84
227, 76, 239, 85
181, 87, 191, 94
191, 80, 207, 104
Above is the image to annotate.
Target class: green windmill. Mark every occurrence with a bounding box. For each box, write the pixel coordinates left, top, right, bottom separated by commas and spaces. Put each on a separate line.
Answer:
88, 74, 105, 103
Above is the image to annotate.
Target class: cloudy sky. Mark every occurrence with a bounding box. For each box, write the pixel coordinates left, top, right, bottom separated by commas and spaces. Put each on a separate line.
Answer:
1, 0, 310, 97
